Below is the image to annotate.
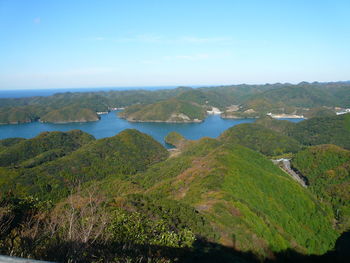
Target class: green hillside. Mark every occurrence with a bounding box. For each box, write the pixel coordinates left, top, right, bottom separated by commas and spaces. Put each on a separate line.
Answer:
0, 106, 41, 124
289, 114, 350, 149
0, 129, 168, 200
257, 114, 350, 150
292, 145, 350, 231
255, 116, 295, 133
176, 89, 230, 110
244, 83, 350, 108
119, 98, 206, 122
0, 130, 94, 167
135, 138, 337, 256
40, 105, 100, 123
220, 123, 301, 156
0, 138, 26, 152
0, 126, 349, 262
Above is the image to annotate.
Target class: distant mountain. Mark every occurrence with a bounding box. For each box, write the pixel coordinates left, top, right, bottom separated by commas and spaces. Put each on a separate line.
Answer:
241, 83, 350, 111
0, 81, 349, 124
119, 98, 207, 122
40, 105, 100, 123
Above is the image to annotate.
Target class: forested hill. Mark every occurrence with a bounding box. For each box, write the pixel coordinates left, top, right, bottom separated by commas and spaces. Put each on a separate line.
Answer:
257, 114, 350, 150
1, 81, 349, 124
118, 98, 207, 122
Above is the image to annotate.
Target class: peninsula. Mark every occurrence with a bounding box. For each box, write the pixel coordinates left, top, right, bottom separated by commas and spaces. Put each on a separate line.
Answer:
0, 82, 349, 124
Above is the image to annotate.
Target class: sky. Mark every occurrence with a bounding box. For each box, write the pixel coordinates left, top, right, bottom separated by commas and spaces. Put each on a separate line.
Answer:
0, 0, 349, 89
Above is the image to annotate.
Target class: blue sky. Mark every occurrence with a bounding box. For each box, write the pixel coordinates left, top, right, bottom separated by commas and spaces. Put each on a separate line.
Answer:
0, 0, 349, 89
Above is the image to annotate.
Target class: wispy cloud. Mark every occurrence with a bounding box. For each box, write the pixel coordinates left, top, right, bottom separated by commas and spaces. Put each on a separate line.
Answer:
140, 54, 209, 65
140, 52, 229, 65
87, 34, 233, 45
33, 17, 41, 24
114, 34, 163, 43
163, 53, 211, 61
179, 36, 232, 44
93, 37, 106, 41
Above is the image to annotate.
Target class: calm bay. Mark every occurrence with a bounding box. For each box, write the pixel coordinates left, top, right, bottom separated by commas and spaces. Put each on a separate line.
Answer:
0, 111, 303, 147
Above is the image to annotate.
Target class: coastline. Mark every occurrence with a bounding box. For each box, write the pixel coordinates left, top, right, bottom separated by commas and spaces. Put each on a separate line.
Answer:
122, 118, 203, 123
267, 113, 305, 119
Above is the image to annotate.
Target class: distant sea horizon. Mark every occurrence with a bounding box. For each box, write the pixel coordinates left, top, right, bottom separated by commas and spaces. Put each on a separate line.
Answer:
0, 86, 183, 99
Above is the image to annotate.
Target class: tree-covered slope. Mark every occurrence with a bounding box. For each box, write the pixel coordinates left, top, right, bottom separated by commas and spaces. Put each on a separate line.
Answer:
134, 137, 337, 257
176, 89, 230, 110
0, 130, 94, 167
288, 114, 350, 149
244, 83, 350, 108
292, 145, 350, 231
0, 129, 168, 200
0, 138, 26, 152
0, 106, 42, 124
219, 123, 301, 156
0, 125, 348, 262
255, 116, 295, 133
257, 114, 350, 150
119, 98, 206, 122
40, 105, 100, 123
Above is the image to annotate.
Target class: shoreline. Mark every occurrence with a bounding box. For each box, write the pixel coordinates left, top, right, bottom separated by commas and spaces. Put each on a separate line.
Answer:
122, 118, 203, 123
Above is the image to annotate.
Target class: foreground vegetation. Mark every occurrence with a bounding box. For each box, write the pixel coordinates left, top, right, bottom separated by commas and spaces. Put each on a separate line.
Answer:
1, 112, 350, 262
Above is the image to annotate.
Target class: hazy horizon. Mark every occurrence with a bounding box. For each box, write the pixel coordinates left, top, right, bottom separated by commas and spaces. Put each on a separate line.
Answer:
1, 80, 350, 92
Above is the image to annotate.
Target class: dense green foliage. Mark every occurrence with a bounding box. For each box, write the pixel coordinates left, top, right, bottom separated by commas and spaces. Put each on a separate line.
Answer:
0, 129, 168, 201
257, 114, 350, 150
304, 107, 336, 119
135, 139, 337, 256
244, 83, 350, 109
292, 145, 350, 231
0, 138, 26, 152
119, 98, 206, 122
0, 130, 94, 167
288, 114, 350, 149
0, 87, 191, 124
255, 116, 296, 133
40, 105, 99, 123
0, 106, 42, 124
220, 123, 301, 156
